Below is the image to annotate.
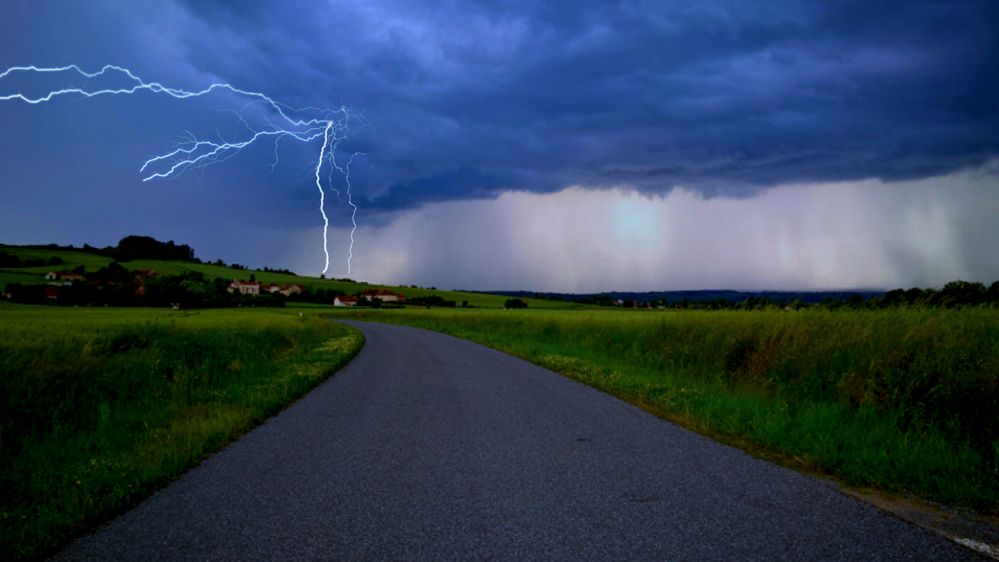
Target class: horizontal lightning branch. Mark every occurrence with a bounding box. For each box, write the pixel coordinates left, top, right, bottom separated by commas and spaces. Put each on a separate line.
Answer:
0, 64, 359, 275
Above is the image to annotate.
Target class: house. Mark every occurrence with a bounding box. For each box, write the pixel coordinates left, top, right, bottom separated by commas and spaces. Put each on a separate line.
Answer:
228, 280, 260, 296
44, 271, 85, 283
334, 295, 358, 307
131, 269, 159, 297
361, 288, 407, 302
44, 286, 62, 300
279, 284, 303, 297
258, 283, 304, 297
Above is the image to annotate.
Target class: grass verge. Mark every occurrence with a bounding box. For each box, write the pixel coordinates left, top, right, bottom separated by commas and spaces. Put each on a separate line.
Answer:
335, 307, 999, 513
0, 304, 363, 560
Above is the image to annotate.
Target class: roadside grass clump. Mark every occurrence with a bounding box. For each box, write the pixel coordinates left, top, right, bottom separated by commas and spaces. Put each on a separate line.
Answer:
0, 305, 363, 560
337, 307, 999, 512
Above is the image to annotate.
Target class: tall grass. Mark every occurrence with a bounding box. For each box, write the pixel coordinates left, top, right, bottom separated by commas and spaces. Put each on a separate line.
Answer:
0, 305, 363, 560
339, 307, 999, 511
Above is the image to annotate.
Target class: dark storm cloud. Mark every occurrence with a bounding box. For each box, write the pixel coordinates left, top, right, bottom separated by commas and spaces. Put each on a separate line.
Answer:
167, 0, 999, 208
2, 0, 998, 221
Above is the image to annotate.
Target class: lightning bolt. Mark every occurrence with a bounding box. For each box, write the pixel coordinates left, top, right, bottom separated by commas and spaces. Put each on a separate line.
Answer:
0, 64, 359, 276
340, 152, 365, 274
314, 120, 334, 275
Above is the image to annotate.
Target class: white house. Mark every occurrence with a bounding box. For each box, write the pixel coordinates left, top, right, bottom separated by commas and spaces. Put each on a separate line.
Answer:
334, 295, 358, 307
280, 284, 304, 297
229, 280, 260, 296
44, 271, 85, 282
361, 289, 407, 302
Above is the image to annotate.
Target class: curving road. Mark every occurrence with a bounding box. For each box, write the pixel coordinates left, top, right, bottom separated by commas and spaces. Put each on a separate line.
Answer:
57, 321, 981, 560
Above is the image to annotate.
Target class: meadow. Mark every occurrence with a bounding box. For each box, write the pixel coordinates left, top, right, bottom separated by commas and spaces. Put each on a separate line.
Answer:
0, 304, 363, 560
4, 241, 998, 553
336, 307, 999, 512
0, 244, 580, 310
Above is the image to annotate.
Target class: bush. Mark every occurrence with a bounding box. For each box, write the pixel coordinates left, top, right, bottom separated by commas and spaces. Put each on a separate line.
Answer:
504, 298, 528, 309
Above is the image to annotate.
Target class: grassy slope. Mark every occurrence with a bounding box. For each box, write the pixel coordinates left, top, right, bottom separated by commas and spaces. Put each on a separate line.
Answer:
0, 304, 363, 560
333, 307, 999, 513
120, 259, 580, 309
0, 247, 114, 290
0, 247, 113, 271
0, 244, 578, 309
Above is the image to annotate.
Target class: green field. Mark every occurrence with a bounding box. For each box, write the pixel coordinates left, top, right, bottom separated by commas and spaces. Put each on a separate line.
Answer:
0, 246, 112, 291
4, 242, 997, 552
334, 307, 999, 512
0, 304, 363, 560
0, 244, 579, 309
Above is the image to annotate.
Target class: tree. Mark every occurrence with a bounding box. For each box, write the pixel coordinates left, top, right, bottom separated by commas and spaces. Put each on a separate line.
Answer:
91, 261, 132, 284
988, 281, 999, 305
935, 280, 986, 308
504, 298, 528, 309
114, 235, 196, 261
845, 294, 865, 308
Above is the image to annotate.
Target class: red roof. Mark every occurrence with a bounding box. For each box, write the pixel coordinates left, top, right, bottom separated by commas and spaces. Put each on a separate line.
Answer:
336, 295, 358, 302
49, 271, 85, 280
362, 289, 406, 299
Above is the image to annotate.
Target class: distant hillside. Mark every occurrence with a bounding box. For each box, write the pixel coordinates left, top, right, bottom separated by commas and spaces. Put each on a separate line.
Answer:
0, 238, 580, 309
5, 237, 994, 310
490, 289, 886, 307
7, 236, 197, 263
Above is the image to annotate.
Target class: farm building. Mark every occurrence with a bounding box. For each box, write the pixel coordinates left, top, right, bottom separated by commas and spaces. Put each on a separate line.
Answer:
334, 295, 358, 307
260, 283, 304, 297
44, 271, 85, 283
361, 289, 407, 302
228, 280, 260, 296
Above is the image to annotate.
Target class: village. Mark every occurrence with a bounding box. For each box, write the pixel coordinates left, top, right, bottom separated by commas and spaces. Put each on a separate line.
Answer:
30, 269, 408, 307
227, 279, 406, 306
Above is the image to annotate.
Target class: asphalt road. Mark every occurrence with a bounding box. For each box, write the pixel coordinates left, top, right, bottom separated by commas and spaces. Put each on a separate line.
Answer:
56, 320, 981, 561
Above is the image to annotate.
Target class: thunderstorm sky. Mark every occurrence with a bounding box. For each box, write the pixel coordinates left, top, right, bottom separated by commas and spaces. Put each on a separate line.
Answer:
1, 1, 997, 291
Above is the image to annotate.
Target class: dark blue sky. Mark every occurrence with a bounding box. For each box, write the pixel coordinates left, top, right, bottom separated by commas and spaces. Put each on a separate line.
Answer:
1, 1, 997, 289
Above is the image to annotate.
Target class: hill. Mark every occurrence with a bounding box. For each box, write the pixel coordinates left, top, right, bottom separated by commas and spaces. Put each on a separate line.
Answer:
488, 289, 886, 307
0, 242, 580, 309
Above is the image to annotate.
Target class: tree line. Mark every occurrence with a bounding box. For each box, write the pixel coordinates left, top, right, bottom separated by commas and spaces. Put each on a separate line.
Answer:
636, 280, 999, 310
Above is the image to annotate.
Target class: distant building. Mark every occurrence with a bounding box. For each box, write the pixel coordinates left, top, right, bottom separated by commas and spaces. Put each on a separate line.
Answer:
334, 295, 358, 307
258, 283, 303, 297
44, 271, 85, 283
361, 288, 407, 302
133, 270, 158, 297
279, 284, 303, 297
228, 280, 260, 296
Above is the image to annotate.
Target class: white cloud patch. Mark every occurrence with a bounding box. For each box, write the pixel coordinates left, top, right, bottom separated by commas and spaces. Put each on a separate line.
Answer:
296, 166, 999, 292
